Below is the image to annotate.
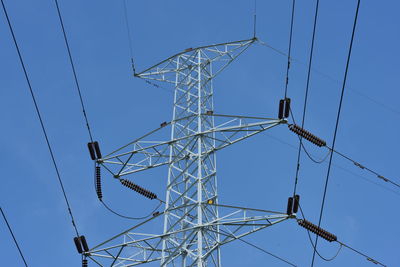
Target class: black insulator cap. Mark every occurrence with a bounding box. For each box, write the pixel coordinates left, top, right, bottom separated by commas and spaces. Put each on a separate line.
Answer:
74, 236, 83, 254
286, 197, 293, 215
278, 99, 285, 119
293, 195, 300, 213
80, 235, 89, 252
82, 259, 88, 267
284, 98, 291, 118
206, 110, 214, 115
87, 143, 96, 160
93, 141, 102, 159
160, 121, 167, 127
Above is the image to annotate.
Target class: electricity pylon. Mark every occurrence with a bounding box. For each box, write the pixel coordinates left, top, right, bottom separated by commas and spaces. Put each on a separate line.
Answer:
86, 38, 291, 266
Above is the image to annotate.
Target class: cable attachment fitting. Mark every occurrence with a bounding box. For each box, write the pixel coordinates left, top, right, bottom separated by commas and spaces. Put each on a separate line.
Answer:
87, 141, 102, 160
286, 197, 293, 215
278, 98, 291, 119
298, 219, 337, 242
120, 179, 157, 200
288, 124, 326, 147
286, 195, 300, 215
95, 166, 102, 200
73, 235, 90, 254
293, 195, 300, 213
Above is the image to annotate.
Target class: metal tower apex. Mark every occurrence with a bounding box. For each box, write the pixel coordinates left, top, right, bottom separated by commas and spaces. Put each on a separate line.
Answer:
135, 38, 257, 85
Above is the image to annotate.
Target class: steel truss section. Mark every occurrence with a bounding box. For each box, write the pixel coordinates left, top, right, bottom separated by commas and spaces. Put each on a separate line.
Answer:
99, 114, 285, 179
85, 205, 291, 267
90, 38, 289, 267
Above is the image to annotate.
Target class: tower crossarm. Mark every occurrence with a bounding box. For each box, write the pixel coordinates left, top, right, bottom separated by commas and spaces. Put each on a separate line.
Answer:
134, 38, 256, 85
97, 115, 286, 178
85, 204, 292, 267
204, 203, 290, 244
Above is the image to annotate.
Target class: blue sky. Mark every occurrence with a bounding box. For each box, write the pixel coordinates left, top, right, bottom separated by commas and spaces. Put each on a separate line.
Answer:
1, 0, 399, 266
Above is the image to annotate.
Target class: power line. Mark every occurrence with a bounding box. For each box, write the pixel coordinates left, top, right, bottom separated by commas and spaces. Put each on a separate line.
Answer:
257, 40, 400, 118
311, 1, 361, 266
217, 229, 298, 267
283, 0, 296, 99
298, 205, 386, 266
257, 39, 288, 57
292, 0, 321, 197
122, 0, 136, 74
338, 242, 386, 267
289, 112, 331, 164
298, 205, 342, 262
1, 0, 80, 237
100, 199, 162, 220
289, 110, 400, 189
53, 0, 94, 143
253, 0, 257, 38
329, 147, 400, 188
263, 132, 400, 197
0, 207, 28, 267
53, 0, 167, 222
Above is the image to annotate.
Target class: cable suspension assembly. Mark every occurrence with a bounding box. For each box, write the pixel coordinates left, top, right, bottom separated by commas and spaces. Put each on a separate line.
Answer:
289, 112, 400, 188
298, 206, 386, 266
73, 235, 89, 254
94, 163, 162, 220
52, 0, 166, 245
288, 124, 326, 147
286, 194, 300, 215
95, 165, 102, 200
298, 219, 337, 242
120, 179, 158, 200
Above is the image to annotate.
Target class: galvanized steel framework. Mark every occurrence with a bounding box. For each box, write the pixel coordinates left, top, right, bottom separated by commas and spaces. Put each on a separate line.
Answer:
86, 38, 291, 266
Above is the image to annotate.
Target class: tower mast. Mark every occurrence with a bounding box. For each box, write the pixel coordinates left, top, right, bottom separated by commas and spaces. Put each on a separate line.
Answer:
85, 38, 291, 266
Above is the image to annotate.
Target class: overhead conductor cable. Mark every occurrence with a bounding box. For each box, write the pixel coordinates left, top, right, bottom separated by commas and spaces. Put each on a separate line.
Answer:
298, 206, 386, 266
311, 1, 362, 266
1, 0, 80, 238
0, 207, 28, 267
291, 0, 320, 198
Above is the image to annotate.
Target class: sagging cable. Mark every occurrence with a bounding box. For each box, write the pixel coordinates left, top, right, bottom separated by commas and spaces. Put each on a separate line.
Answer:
298, 219, 337, 242
120, 179, 158, 200
288, 124, 326, 147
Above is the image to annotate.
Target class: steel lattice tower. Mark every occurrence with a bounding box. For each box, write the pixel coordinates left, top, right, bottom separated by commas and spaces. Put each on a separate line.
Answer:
86, 38, 291, 266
